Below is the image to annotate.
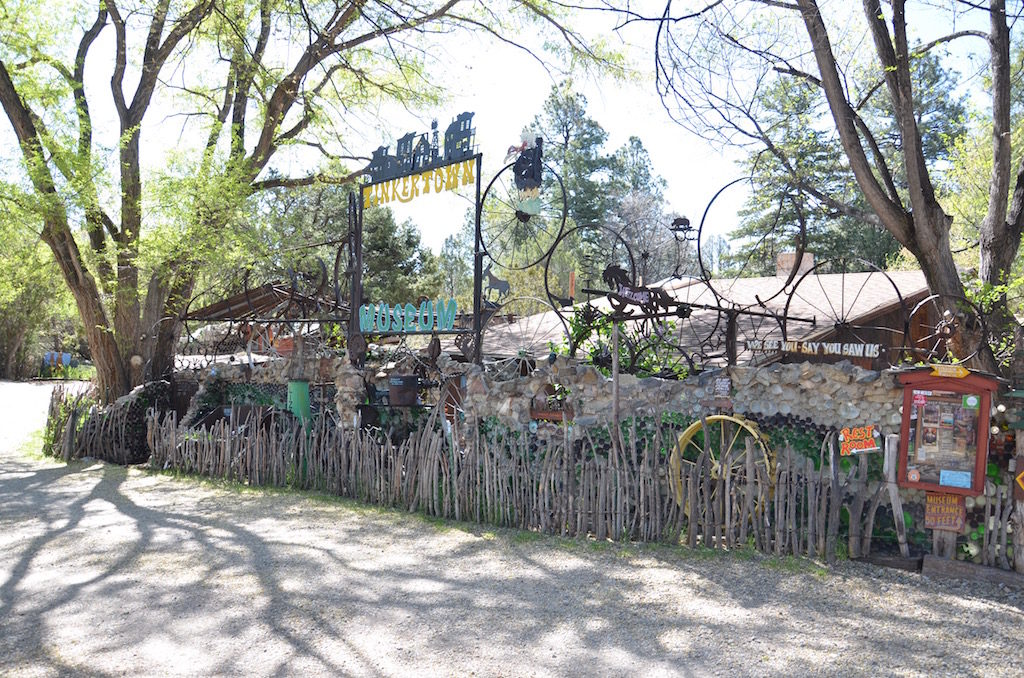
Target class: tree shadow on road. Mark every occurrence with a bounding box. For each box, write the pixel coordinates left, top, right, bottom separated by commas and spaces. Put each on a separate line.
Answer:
2, 452, 1022, 676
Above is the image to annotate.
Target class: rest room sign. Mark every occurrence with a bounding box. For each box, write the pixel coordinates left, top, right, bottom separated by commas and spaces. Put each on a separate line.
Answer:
838, 425, 881, 456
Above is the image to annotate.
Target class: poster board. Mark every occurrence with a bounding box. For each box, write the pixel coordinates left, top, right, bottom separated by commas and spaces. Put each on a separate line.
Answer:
897, 369, 998, 497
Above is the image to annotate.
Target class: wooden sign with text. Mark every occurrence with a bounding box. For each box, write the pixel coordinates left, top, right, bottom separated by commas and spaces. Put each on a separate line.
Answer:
744, 339, 882, 359
924, 493, 966, 531
930, 364, 970, 379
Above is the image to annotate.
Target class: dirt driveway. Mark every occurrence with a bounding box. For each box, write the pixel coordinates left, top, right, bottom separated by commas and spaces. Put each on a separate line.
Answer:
1, 380, 1022, 677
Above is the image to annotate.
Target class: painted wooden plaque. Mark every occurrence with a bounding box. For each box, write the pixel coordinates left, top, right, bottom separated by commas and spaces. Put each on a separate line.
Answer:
924, 492, 967, 531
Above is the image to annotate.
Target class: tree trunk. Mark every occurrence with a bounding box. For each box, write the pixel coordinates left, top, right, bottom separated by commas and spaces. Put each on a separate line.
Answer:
41, 220, 129, 401
4, 326, 29, 379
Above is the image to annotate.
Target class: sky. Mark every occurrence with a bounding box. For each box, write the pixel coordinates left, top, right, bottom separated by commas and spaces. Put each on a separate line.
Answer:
0, 0, 1000, 257
276, 0, 996, 255
271, 6, 751, 254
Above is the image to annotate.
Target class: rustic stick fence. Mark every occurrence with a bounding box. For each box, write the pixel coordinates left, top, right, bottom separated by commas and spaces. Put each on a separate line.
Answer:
45, 382, 162, 464
143, 407, 922, 560
42, 385, 1018, 567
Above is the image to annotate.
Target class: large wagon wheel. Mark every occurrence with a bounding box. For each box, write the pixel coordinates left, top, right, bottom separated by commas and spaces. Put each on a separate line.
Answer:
782, 258, 908, 367
480, 161, 567, 270
479, 296, 563, 381
668, 414, 773, 506
543, 224, 636, 355
903, 293, 986, 364
646, 276, 726, 370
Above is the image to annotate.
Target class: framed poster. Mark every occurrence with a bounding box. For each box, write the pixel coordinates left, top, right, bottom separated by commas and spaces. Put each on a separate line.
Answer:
897, 369, 998, 497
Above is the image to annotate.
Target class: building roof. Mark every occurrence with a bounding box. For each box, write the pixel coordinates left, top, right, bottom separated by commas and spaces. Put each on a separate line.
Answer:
478, 269, 930, 366
185, 283, 347, 322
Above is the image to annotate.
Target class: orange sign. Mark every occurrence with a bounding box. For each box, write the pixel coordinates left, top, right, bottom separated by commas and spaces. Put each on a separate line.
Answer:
839, 425, 881, 456
925, 492, 967, 531
1015, 469, 1024, 502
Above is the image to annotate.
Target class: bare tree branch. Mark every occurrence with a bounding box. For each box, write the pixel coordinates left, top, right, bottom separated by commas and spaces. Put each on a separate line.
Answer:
250, 169, 364, 191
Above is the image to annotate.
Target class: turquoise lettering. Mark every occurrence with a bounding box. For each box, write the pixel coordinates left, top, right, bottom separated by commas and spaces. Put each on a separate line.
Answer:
419, 300, 433, 330
436, 298, 457, 331
377, 304, 391, 332
404, 303, 417, 331
359, 304, 376, 333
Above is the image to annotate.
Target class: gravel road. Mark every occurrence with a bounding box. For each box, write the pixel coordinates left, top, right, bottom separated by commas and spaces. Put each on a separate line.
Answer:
1, 380, 1023, 677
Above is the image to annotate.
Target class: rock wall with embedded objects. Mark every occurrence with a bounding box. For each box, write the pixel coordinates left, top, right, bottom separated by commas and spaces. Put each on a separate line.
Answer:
186, 352, 903, 435
727, 362, 903, 434
455, 357, 902, 435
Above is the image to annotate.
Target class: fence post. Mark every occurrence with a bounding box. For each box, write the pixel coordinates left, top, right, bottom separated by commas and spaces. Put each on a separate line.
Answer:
883, 434, 910, 557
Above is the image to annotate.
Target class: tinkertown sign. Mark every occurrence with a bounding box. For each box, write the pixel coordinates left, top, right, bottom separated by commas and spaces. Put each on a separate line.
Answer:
348, 112, 483, 363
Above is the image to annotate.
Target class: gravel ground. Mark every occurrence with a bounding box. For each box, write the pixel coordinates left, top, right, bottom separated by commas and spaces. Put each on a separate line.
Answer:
1, 380, 1023, 677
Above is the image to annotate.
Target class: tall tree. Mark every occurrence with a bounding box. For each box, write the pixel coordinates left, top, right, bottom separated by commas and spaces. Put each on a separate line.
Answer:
607, 136, 681, 283
531, 80, 617, 227
0, 0, 605, 400
438, 220, 474, 307
724, 52, 967, 276
361, 208, 443, 303
638, 0, 1024, 371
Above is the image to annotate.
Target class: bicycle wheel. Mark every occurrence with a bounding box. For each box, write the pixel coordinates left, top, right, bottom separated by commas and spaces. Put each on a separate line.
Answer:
480, 161, 566, 270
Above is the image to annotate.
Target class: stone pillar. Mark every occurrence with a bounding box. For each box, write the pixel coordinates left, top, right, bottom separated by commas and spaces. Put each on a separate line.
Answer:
334, 359, 366, 427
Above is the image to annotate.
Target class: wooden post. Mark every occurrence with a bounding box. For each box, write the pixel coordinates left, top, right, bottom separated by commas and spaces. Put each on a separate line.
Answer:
826, 434, 840, 564
1014, 432, 1024, 573
847, 454, 867, 558
883, 434, 910, 557
1012, 323, 1024, 572
611, 321, 620, 428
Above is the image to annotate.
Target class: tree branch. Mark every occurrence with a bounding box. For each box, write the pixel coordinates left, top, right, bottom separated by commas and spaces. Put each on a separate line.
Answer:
104, 0, 128, 120
230, 0, 272, 159
250, 169, 364, 192
795, 0, 911, 244
773, 66, 902, 206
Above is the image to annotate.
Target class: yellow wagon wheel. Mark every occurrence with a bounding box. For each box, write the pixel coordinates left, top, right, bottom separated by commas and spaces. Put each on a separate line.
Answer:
668, 414, 773, 505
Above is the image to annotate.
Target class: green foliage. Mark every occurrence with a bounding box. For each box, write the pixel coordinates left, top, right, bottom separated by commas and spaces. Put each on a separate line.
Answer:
38, 363, 96, 381
961, 275, 1022, 366
517, 82, 685, 285
726, 52, 965, 276
763, 424, 825, 465
0, 197, 79, 378
531, 80, 617, 228
189, 184, 443, 316
42, 389, 97, 458
555, 306, 689, 379
361, 207, 443, 303
438, 220, 474, 308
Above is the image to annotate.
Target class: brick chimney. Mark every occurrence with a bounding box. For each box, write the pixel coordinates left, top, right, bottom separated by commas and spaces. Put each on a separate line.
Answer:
776, 251, 814, 277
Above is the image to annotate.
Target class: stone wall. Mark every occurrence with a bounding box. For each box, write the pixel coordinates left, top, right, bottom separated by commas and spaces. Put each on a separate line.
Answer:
188, 352, 903, 437
191, 356, 343, 385
457, 357, 902, 435
729, 362, 902, 435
